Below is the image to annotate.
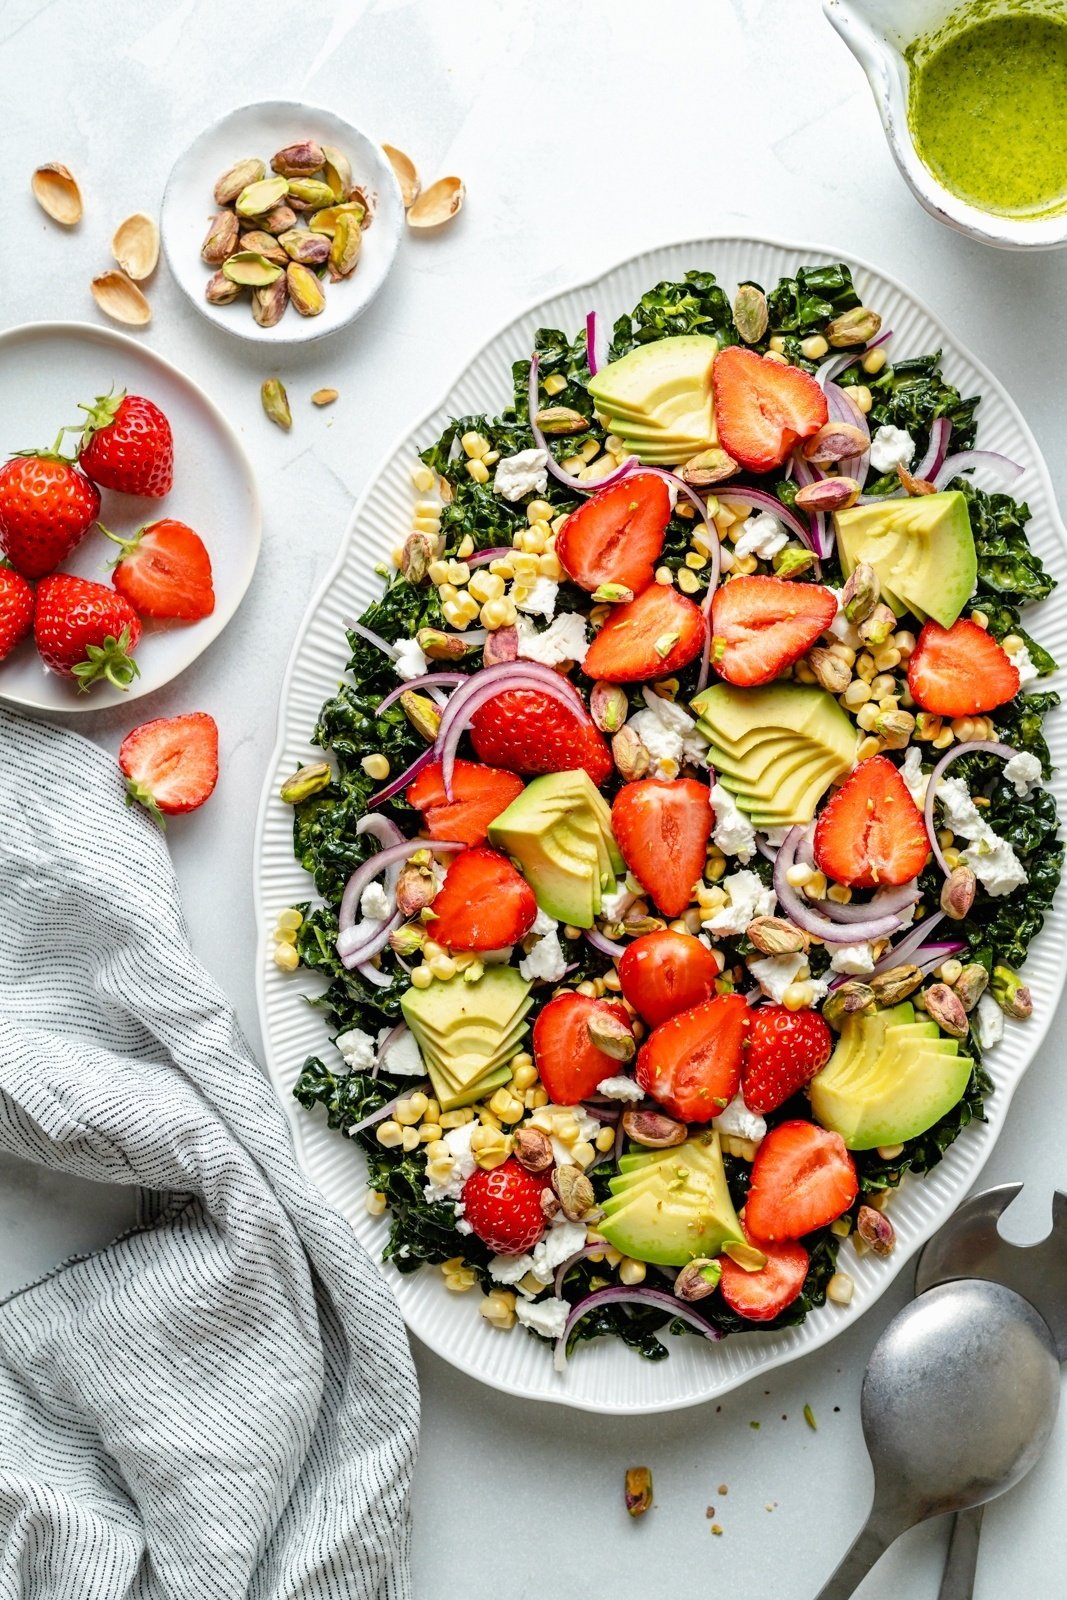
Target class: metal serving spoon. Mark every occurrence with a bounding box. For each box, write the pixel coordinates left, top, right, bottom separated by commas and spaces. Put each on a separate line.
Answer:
813, 1278, 1060, 1599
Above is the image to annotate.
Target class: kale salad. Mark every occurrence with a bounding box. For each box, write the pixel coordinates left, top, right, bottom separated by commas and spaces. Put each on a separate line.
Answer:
277, 261, 1062, 1369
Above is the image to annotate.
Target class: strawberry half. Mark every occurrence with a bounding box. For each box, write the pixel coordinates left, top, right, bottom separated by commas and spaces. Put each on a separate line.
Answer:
0, 568, 34, 662
742, 1004, 833, 1114
720, 1229, 810, 1323
635, 993, 749, 1123
427, 845, 538, 951
583, 584, 707, 683
611, 777, 713, 917
618, 929, 720, 1029
813, 754, 930, 889
462, 1158, 548, 1255
470, 688, 612, 785
556, 472, 670, 597
744, 1120, 858, 1242
34, 574, 142, 691
711, 575, 837, 687
407, 758, 524, 846
907, 618, 1021, 717
532, 992, 635, 1105
713, 346, 828, 473
106, 519, 215, 621
0, 452, 100, 579
74, 391, 174, 498
118, 712, 220, 823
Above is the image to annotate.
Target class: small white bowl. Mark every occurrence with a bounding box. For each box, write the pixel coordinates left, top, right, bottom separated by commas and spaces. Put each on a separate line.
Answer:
162, 101, 405, 343
824, 0, 1067, 250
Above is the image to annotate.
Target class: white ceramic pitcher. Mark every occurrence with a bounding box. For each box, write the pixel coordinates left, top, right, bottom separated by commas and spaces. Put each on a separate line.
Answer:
823, 0, 1067, 249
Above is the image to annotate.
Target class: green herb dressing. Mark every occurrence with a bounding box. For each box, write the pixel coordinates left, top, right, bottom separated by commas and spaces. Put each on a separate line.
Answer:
907, 7, 1067, 218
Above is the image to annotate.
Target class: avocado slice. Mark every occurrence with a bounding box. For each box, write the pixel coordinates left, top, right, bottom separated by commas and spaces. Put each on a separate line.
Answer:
587, 335, 718, 418
833, 491, 976, 630
402, 967, 533, 1111
597, 1132, 743, 1266
810, 1002, 972, 1149
488, 770, 620, 927
693, 682, 856, 826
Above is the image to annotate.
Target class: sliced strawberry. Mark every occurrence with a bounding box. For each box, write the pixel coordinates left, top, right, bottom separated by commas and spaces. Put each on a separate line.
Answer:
712, 346, 829, 473
427, 845, 537, 951
611, 778, 713, 917
583, 584, 707, 683
742, 1004, 833, 1114
711, 575, 837, 687
635, 994, 749, 1123
907, 618, 1021, 717
556, 472, 670, 597
462, 1159, 548, 1254
106, 519, 215, 621
407, 759, 524, 846
618, 929, 720, 1029
744, 1120, 857, 1241
813, 754, 929, 889
118, 713, 219, 822
0, 568, 34, 662
720, 1229, 810, 1323
532, 992, 635, 1105
469, 688, 611, 785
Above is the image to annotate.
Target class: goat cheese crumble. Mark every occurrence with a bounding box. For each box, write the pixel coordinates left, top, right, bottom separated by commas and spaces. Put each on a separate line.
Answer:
494, 448, 549, 501
702, 869, 775, 936
975, 992, 1005, 1050
710, 781, 756, 863
734, 512, 788, 562
335, 1027, 376, 1073
515, 1295, 570, 1340
713, 1092, 767, 1144
519, 928, 568, 982
392, 635, 428, 682
516, 612, 589, 667
597, 1075, 644, 1101
422, 1121, 478, 1201
869, 425, 915, 474
378, 1028, 424, 1077
1007, 640, 1039, 686
360, 881, 392, 921
937, 776, 1027, 896
1004, 751, 1042, 797
516, 577, 559, 619
628, 688, 709, 779
829, 942, 877, 976
747, 952, 807, 1003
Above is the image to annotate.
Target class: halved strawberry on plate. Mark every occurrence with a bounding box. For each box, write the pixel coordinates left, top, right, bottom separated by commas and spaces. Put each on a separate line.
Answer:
582, 584, 707, 682
533, 992, 636, 1105
408, 758, 524, 846
612, 777, 714, 917
470, 688, 612, 785
813, 754, 929, 888
635, 993, 749, 1123
106, 519, 215, 621
713, 346, 828, 473
907, 617, 1021, 717
720, 1228, 810, 1323
742, 1004, 833, 1114
711, 575, 837, 686
427, 845, 538, 951
744, 1120, 857, 1241
556, 472, 671, 598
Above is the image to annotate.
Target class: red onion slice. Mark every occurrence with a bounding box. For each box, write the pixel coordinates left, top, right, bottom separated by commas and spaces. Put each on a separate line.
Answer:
528, 353, 639, 493
818, 879, 921, 924
585, 310, 603, 376
434, 660, 587, 798
368, 745, 437, 806
718, 487, 817, 553
375, 672, 466, 716
772, 826, 914, 944
871, 910, 945, 975
347, 620, 399, 659
914, 940, 966, 976
922, 739, 1019, 874
553, 1286, 721, 1371
817, 329, 893, 391
585, 928, 627, 960
356, 955, 399, 987
911, 416, 952, 483
824, 380, 870, 488
348, 1084, 430, 1139
466, 548, 514, 569
336, 839, 465, 967
553, 1241, 614, 1297
935, 450, 1024, 490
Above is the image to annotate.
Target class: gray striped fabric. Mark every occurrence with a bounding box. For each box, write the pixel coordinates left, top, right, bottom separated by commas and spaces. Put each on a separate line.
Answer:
0, 709, 419, 1600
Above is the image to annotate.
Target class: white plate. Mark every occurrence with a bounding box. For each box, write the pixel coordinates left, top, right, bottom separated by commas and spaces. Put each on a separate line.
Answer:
254, 238, 1067, 1413
0, 322, 260, 714
161, 101, 404, 345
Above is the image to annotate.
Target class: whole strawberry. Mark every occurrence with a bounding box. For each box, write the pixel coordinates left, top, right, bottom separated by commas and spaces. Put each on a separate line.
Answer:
0, 568, 34, 661
73, 391, 174, 497
0, 448, 101, 579
462, 1158, 548, 1255
34, 574, 142, 691
742, 1004, 833, 1115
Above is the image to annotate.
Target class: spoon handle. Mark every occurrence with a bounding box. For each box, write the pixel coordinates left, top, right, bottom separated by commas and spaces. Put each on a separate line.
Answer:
937, 1507, 985, 1600
812, 1505, 902, 1600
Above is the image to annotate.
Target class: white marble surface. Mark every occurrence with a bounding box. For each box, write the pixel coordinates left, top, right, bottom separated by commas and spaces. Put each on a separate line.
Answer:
2, 1, 1066, 1594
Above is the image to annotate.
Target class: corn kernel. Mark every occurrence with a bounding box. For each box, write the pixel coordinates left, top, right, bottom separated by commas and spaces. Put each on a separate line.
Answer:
442, 1258, 478, 1292
857, 735, 882, 761
489, 1089, 524, 1124
461, 431, 490, 459
410, 964, 433, 989
826, 884, 853, 904
427, 559, 450, 586
488, 559, 514, 580
805, 872, 827, 900
869, 673, 896, 699
782, 981, 814, 1011
466, 458, 489, 484
273, 942, 299, 972
538, 552, 562, 580
413, 516, 441, 537
361, 753, 390, 781
786, 862, 813, 888
439, 1108, 474, 1129
365, 1190, 388, 1218
596, 1125, 617, 1152
943, 847, 963, 870
705, 856, 727, 882
619, 1258, 647, 1286
480, 1289, 518, 1329
570, 1139, 594, 1168
892, 630, 916, 658
842, 679, 873, 709
684, 551, 708, 570
446, 560, 470, 586
677, 567, 701, 595
856, 702, 880, 732
876, 1143, 905, 1160
418, 1123, 443, 1144
932, 727, 955, 749
401, 1126, 420, 1152
800, 333, 829, 359
542, 373, 567, 398
395, 1093, 429, 1126
376, 1119, 404, 1148
827, 1271, 854, 1306
764, 350, 788, 365
862, 347, 888, 375
847, 384, 873, 413
938, 958, 964, 985
554, 1114, 579, 1146
527, 1087, 550, 1109
412, 463, 436, 493
970, 610, 989, 629
873, 647, 902, 673
561, 455, 584, 475
511, 1062, 538, 1091
768, 335, 787, 354
276, 907, 303, 932
655, 566, 674, 585
525, 523, 548, 553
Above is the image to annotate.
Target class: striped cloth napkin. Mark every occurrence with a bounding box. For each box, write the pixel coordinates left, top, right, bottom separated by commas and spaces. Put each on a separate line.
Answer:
0, 709, 419, 1600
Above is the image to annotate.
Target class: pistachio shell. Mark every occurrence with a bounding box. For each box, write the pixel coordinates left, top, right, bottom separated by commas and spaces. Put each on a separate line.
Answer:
407, 175, 464, 229
91, 270, 151, 327
382, 143, 420, 208
321, 144, 353, 200
111, 212, 159, 280
32, 163, 82, 225
205, 269, 241, 305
